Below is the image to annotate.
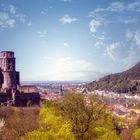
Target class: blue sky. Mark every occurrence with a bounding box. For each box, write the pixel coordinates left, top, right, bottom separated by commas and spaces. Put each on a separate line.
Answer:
0, 0, 140, 81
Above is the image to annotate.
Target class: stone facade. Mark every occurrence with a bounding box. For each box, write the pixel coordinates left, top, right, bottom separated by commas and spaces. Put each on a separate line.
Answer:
0, 91, 40, 107
0, 51, 20, 91
14, 92, 40, 107
18, 85, 39, 93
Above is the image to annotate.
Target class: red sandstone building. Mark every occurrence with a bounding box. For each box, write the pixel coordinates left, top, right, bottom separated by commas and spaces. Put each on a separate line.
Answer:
0, 51, 20, 91
0, 51, 40, 106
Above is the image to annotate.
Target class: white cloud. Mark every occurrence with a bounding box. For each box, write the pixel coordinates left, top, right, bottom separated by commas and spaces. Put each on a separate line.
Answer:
109, 2, 125, 12
90, 1, 140, 16
9, 5, 16, 14
134, 32, 140, 47
41, 9, 47, 15
61, 0, 72, 2
88, 1, 140, 68
92, 33, 109, 41
0, 12, 16, 28
126, 30, 134, 39
89, 1, 140, 28
63, 42, 70, 47
39, 57, 103, 81
59, 14, 78, 24
106, 42, 123, 61
27, 21, 32, 26
38, 30, 47, 38
92, 33, 109, 48
125, 30, 140, 66
105, 32, 140, 67
123, 18, 136, 24
0, 4, 30, 30
123, 47, 140, 67
126, 30, 140, 48
95, 40, 104, 48
0, 12, 9, 21
15, 14, 26, 23
89, 19, 102, 33
52, 57, 94, 72
127, 1, 140, 11
89, 2, 125, 17
94, 8, 104, 13
5, 19, 16, 28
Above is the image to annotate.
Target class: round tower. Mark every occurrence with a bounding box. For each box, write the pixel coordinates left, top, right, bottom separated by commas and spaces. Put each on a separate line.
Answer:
0, 51, 15, 71
0, 51, 20, 90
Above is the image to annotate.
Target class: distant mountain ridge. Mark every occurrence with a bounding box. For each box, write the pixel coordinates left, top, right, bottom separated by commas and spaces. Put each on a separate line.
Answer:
88, 62, 140, 93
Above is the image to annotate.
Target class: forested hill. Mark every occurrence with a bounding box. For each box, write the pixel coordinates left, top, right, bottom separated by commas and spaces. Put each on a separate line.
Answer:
87, 62, 140, 94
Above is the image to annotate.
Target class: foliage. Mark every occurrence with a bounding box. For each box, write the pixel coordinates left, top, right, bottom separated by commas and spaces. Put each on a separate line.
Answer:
93, 127, 120, 140
21, 92, 122, 140
55, 92, 120, 140
43, 99, 55, 108
133, 128, 140, 140
0, 107, 39, 140
21, 107, 75, 140
1, 92, 138, 140
131, 105, 140, 109
86, 62, 140, 93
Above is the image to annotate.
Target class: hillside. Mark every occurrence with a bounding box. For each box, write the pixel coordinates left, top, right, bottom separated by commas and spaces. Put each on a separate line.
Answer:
88, 62, 140, 94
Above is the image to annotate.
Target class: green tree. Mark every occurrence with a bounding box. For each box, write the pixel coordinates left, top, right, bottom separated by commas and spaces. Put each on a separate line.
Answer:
133, 128, 140, 140
56, 92, 120, 140
21, 108, 75, 140
93, 127, 120, 140
43, 99, 55, 108
21, 92, 122, 140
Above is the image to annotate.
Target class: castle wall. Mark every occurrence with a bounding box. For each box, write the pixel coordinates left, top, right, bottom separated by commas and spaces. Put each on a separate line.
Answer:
18, 85, 39, 93
14, 93, 40, 107
0, 92, 40, 107
0, 93, 12, 105
2, 71, 20, 90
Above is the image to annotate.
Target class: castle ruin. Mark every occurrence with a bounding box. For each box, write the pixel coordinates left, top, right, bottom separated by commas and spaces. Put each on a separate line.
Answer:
0, 51, 40, 106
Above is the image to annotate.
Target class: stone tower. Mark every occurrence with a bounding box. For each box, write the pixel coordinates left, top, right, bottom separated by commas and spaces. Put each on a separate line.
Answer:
0, 51, 20, 90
